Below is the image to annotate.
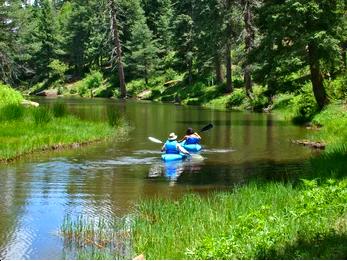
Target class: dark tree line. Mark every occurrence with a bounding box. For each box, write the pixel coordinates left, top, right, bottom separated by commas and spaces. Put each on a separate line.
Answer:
0, 0, 346, 107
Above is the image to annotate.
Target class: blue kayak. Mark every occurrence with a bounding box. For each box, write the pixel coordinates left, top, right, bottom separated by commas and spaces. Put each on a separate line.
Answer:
180, 143, 202, 152
161, 153, 187, 162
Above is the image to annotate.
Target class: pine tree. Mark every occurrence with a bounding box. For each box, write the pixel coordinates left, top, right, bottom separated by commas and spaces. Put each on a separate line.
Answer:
126, 20, 159, 84
254, 0, 346, 109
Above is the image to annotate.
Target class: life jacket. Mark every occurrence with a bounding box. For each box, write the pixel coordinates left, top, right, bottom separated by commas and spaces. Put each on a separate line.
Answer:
164, 140, 180, 154
185, 135, 201, 145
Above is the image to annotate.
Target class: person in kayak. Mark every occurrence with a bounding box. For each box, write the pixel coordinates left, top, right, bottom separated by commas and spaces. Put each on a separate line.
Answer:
179, 127, 201, 145
161, 133, 190, 155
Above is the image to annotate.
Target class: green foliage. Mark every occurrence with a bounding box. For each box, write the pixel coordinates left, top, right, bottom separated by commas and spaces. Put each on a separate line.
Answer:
52, 101, 67, 118
48, 59, 69, 81
311, 103, 347, 146
326, 76, 347, 100
84, 71, 104, 90
291, 87, 318, 124
188, 180, 346, 260
131, 179, 347, 260
77, 71, 104, 97
226, 89, 247, 108
272, 93, 295, 110
0, 83, 23, 106
253, 0, 346, 107
249, 86, 270, 112
0, 104, 25, 121
0, 104, 124, 161
32, 107, 53, 125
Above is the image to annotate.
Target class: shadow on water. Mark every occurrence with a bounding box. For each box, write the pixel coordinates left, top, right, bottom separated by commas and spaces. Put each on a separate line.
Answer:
146, 155, 311, 190
176, 118, 291, 127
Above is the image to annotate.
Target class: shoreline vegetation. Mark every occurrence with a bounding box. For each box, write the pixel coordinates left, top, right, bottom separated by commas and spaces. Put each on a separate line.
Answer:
59, 88, 347, 259
0, 83, 127, 163
2, 0, 346, 259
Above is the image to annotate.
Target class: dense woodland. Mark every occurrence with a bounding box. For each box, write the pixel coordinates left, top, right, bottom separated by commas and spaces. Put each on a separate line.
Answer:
0, 0, 346, 109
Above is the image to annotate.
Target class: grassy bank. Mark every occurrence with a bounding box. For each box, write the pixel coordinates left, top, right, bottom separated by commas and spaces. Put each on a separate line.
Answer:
61, 177, 347, 260
58, 101, 347, 259
0, 84, 126, 162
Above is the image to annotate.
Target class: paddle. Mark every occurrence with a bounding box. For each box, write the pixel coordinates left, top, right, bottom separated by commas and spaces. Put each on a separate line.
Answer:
148, 136, 190, 155
148, 124, 213, 144
200, 123, 213, 132
148, 137, 163, 144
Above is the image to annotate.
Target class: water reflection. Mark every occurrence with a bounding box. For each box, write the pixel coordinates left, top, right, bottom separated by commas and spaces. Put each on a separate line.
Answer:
0, 98, 313, 259
148, 155, 204, 186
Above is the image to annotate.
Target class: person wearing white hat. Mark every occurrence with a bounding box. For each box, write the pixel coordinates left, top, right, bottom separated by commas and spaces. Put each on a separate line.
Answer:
161, 132, 190, 155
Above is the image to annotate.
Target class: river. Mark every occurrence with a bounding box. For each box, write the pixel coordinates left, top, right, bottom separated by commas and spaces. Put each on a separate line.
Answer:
0, 98, 313, 259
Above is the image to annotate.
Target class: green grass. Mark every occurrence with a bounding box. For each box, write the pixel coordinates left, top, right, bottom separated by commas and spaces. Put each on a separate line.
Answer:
131, 179, 346, 259
0, 84, 127, 161
310, 103, 347, 149
0, 83, 23, 107
0, 110, 124, 161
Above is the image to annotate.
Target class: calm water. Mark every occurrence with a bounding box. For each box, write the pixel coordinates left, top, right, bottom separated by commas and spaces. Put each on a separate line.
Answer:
0, 98, 314, 259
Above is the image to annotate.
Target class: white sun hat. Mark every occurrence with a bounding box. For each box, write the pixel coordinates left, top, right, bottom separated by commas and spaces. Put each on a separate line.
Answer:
168, 132, 178, 140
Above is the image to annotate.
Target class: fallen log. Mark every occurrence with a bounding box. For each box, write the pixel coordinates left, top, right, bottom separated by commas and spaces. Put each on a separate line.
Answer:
291, 139, 326, 149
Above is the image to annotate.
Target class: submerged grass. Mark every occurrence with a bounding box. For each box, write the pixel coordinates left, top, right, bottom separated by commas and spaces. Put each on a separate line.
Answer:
60, 215, 134, 260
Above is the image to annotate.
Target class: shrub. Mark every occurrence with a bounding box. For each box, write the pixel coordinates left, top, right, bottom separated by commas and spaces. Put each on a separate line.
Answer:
226, 89, 247, 108
250, 86, 270, 112
84, 71, 103, 90
48, 59, 68, 82
52, 101, 67, 118
0, 104, 25, 121
291, 86, 318, 124
0, 83, 23, 107
69, 88, 77, 95
272, 93, 294, 110
77, 71, 104, 97
164, 68, 179, 82
326, 76, 347, 100
32, 107, 53, 125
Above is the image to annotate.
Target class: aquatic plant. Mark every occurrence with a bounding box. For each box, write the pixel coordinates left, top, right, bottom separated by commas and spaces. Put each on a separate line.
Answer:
52, 101, 68, 118
60, 215, 134, 260
32, 107, 53, 125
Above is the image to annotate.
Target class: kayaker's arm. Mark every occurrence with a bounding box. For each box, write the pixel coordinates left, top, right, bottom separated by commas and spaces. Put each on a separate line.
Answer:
177, 144, 190, 155
178, 135, 187, 143
194, 132, 201, 139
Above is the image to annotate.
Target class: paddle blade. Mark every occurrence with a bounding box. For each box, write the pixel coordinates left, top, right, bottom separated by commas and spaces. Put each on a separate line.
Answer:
148, 137, 163, 144
200, 123, 213, 132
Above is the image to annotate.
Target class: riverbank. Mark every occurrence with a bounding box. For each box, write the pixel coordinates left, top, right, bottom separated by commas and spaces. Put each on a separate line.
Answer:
0, 84, 127, 162
58, 102, 347, 259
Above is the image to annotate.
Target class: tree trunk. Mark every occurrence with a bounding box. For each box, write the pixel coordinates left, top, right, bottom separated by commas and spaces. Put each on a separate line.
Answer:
225, 43, 233, 93
342, 42, 347, 70
214, 55, 223, 84
109, 0, 126, 98
225, 0, 233, 93
243, 0, 254, 96
188, 58, 193, 85
308, 43, 328, 110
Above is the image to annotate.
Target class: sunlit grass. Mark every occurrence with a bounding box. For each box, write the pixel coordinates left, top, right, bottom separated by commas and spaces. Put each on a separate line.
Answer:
132, 179, 346, 259
0, 104, 126, 161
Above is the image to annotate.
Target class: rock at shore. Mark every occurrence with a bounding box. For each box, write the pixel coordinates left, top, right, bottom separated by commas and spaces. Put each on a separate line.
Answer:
36, 89, 58, 97
21, 100, 39, 107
